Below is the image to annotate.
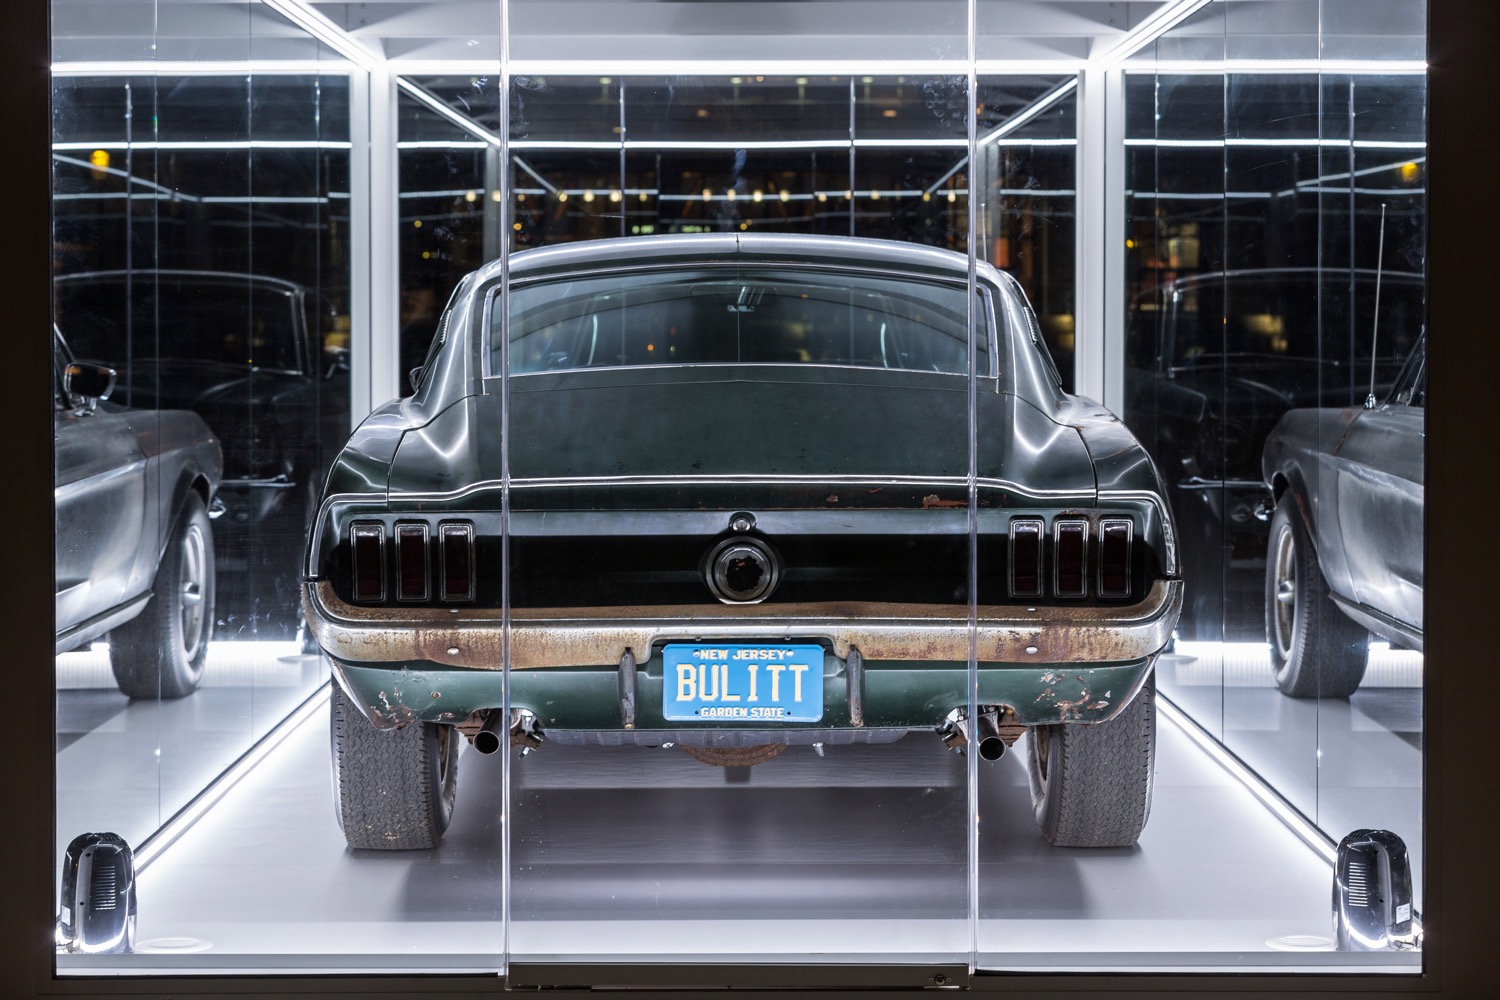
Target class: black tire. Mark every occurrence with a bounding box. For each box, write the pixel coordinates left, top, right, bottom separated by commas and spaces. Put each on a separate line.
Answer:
330, 683, 459, 850
1026, 674, 1156, 847
110, 492, 214, 699
1265, 494, 1368, 698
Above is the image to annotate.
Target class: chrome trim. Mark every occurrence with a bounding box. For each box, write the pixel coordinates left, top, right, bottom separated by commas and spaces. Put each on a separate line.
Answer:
220, 475, 298, 490
438, 522, 477, 603
386, 475, 1088, 505
394, 522, 431, 603
1099, 488, 1178, 576
54, 593, 152, 654
1097, 518, 1134, 600
304, 578, 1183, 670
1008, 517, 1044, 599
1177, 477, 1269, 491
1053, 518, 1089, 599
350, 522, 386, 603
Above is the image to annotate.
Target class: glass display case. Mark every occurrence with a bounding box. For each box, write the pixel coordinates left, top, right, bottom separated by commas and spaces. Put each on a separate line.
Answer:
30, 0, 1455, 991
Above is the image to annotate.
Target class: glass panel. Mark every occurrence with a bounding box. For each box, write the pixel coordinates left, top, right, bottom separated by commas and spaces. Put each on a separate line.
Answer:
46, 0, 1428, 983
498, 3, 974, 975
54, 0, 355, 972
1215, 69, 1324, 823
976, 77, 1077, 388
1312, 69, 1426, 915
1109, 0, 1424, 974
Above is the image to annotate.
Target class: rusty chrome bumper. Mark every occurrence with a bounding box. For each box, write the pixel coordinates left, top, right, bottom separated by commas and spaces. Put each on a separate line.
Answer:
304, 578, 1182, 670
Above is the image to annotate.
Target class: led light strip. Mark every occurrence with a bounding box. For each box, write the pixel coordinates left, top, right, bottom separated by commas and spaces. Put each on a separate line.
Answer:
52, 140, 354, 151
1123, 60, 1427, 75
979, 78, 1077, 145
1091, 0, 1218, 67
1123, 138, 1426, 150
1157, 694, 1336, 865
51, 60, 357, 75
131, 682, 331, 874
260, 0, 382, 71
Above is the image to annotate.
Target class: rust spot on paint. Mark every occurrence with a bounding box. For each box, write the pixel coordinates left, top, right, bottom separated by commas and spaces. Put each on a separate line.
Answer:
922, 494, 966, 509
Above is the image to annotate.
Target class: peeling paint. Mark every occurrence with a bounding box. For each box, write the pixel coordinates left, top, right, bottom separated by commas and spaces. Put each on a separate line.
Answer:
921, 494, 967, 509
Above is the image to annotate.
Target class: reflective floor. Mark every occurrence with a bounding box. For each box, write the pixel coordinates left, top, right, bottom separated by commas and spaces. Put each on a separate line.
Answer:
1159, 642, 1424, 909
56, 640, 324, 863
55, 643, 1423, 975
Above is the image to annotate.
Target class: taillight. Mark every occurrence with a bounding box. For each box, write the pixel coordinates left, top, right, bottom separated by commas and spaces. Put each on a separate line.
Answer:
350, 523, 386, 602
348, 520, 474, 604
1053, 519, 1088, 598
1098, 518, 1133, 599
1009, 518, 1043, 598
439, 523, 475, 602
1009, 514, 1136, 601
396, 524, 430, 602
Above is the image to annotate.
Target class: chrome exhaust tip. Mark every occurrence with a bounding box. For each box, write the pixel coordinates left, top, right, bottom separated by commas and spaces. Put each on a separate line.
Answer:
472, 710, 505, 754
939, 708, 1008, 760
472, 708, 543, 754
978, 735, 1006, 761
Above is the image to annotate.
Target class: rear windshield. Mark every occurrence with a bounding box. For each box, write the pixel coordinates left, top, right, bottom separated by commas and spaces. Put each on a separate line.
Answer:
492, 266, 987, 376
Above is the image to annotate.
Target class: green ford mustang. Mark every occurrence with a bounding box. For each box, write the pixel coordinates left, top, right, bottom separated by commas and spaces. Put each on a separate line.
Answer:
304, 233, 1182, 850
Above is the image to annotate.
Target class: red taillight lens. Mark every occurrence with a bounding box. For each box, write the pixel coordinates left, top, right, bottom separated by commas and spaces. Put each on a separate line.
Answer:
351, 522, 386, 602
439, 522, 475, 602
1098, 519, 1133, 599
1009, 518, 1043, 598
1053, 519, 1088, 598
396, 523, 430, 602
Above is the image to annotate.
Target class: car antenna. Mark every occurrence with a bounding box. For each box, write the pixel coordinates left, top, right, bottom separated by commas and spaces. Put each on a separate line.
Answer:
1365, 202, 1387, 409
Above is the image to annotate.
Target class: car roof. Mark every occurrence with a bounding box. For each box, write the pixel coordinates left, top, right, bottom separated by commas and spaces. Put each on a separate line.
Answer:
53, 269, 306, 294
489, 233, 1001, 286
1156, 266, 1424, 291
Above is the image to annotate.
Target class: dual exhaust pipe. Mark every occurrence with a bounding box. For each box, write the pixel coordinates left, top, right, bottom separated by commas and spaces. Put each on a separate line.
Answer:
472, 708, 542, 755
941, 710, 1009, 761
473, 707, 1011, 761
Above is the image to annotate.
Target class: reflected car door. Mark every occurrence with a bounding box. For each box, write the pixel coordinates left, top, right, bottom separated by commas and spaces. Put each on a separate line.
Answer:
54, 355, 151, 631
1330, 340, 1426, 632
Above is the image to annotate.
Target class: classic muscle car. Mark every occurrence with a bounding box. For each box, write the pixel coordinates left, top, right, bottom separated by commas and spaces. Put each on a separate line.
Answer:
1125, 268, 1424, 641
54, 327, 223, 698
53, 270, 349, 640
304, 234, 1182, 850
1260, 331, 1425, 698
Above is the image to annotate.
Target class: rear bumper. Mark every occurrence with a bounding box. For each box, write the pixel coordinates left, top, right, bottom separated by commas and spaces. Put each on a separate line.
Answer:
306, 579, 1182, 732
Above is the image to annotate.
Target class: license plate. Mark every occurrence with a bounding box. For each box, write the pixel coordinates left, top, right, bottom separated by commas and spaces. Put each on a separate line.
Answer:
662, 643, 824, 722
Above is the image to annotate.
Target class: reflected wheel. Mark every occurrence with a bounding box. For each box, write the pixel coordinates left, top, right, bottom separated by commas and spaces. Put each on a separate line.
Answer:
110, 492, 214, 699
1265, 494, 1368, 698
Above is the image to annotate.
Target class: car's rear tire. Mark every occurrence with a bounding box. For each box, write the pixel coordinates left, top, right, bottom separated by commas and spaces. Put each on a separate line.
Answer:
1265, 494, 1368, 698
1026, 674, 1155, 847
330, 683, 459, 850
110, 493, 214, 700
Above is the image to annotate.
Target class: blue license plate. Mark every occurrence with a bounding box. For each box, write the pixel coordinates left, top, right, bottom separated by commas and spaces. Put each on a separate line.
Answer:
662, 643, 824, 723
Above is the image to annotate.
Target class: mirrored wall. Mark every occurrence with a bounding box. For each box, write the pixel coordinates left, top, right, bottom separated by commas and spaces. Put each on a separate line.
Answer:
51, 0, 349, 920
